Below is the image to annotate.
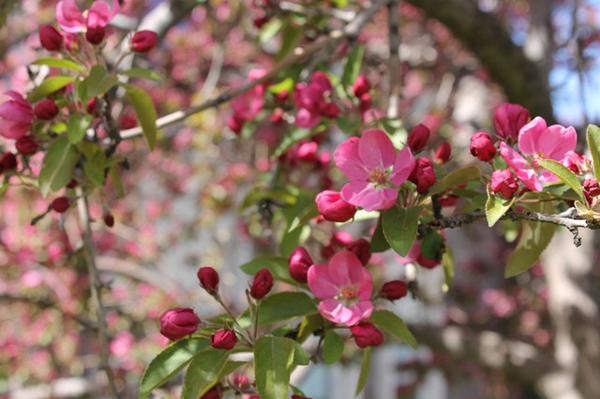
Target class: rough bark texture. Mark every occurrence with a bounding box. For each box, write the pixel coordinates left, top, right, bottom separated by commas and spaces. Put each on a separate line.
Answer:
405, 0, 554, 121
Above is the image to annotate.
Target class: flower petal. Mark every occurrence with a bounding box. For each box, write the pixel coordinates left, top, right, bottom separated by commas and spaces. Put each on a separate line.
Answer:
358, 129, 396, 169
341, 181, 397, 211
307, 263, 339, 300
390, 147, 416, 185
334, 137, 369, 180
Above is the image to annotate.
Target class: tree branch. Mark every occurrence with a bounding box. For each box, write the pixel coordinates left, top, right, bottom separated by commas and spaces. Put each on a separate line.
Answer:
76, 191, 119, 398
418, 208, 599, 245
116, 0, 387, 141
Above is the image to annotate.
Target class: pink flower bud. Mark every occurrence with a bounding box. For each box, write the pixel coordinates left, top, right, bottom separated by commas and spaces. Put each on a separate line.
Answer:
380, 280, 408, 301
197, 266, 219, 295
211, 329, 238, 350
288, 246, 313, 283
34, 99, 59, 120
85, 26, 106, 45
159, 308, 200, 341
0, 91, 33, 140
346, 238, 371, 266
315, 190, 357, 222
103, 212, 115, 227
39, 25, 63, 51
352, 75, 371, 98
131, 30, 158, 53
250, 268, 273, 299
583, 178, 600, 204
433, 141, 451, 164
470, 132, 496, 162
227, 115, 244, 135
407, 124, 430, 153
201, 385, 222, 399
493, 103, 530, 142
15, 136, 38, 156
409, 157, 436, 193
86, 97, 98, 114
358, 93, 372, 113
562, 151, 588, 175
50, 197, 70, 213
0, 152, 17, 172
490, 169, 518, 199
321, 102, 340, 119
350, 322, 384, 348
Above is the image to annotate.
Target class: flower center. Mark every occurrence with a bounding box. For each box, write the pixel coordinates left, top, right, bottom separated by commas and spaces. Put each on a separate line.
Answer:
368, 168, 389, 186
336, 285, 359, 304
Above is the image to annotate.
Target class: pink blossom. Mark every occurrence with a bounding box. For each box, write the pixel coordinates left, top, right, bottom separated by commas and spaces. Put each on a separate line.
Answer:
293, 72, 339, 128
307, 250, 373, 326
56, 0, 120, 33
499, 117, 577, 192
334, 129, 415, 211
229, 68, 267, 132
0, 91, 33, 140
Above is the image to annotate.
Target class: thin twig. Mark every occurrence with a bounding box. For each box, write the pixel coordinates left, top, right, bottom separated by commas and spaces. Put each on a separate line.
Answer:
76, 190, 119, 398
115, 0, 387, 141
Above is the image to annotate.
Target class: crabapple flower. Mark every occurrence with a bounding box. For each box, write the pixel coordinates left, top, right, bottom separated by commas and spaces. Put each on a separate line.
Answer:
583, 178, 600, 204
499, 117, 577, 192
56, 0, 120, 33
228, 68, 267, 133
39, 25, 63, 51
288, 246, 313, 283
307, 250, 373, 326
380, 280, 408, 301
250, 268, 273, 299
470, 132, 496, 161
211, 329, 238, 350
131, 30, 158, 53
197, 266, 219, 295
407, 124, 430, 153
493, 103, 530, 142
434, 141, 451, 164
334, 129, 415, 211
409, 157, 436, 193
346, 238, 371, 266
293, 71, 339, 128
0, 91, 33, 140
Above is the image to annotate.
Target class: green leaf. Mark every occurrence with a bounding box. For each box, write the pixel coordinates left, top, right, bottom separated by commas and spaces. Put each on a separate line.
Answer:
504, 220, 555, 277
382, 206, 420, 256
293, 342, 310, 366
139, 337, 209, 398
38, 137, 80, 196
110, 164, 125, 198
355, 347, 372, 396
297, 314, 323, 342
370, 217, 390, 253
240, 256, 296, 285
257, 292, 317, 326
277, 20, 303, 61
586, 124, 600, 180
125, 84, 158, 150
322, 330, 344, 364
260, 18, 283, 44
429, 165, 481, 196
181, 348, 230, 399
420, 230, 444, 262
83, 65, 117, 100
67, 113, 92, 144
370, 310, 417, 349
32, 57, 85, 73
27, 76, 76, 103
485, 190, 515, 227
83, 151, 107, 187
255, 336, 296, 399
118, 67, 164, 81
442, 245, 454, 287
342, 45, 364, 89
537, 159, 584, 202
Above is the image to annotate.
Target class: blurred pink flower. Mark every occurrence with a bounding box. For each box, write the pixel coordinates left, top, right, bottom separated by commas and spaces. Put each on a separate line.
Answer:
110, 332, 135, 358
0, 91, 33, 140
334, 129, 415, 211
307, 250, 373, 326
56, 0, 120, 33
499, 117, 577, 192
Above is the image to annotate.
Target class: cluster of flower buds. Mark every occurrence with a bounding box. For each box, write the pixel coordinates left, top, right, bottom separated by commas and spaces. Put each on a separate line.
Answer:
293, 71, 340, 128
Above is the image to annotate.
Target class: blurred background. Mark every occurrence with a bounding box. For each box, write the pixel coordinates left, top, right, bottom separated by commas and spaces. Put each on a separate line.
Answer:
1, 0, 600, 398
